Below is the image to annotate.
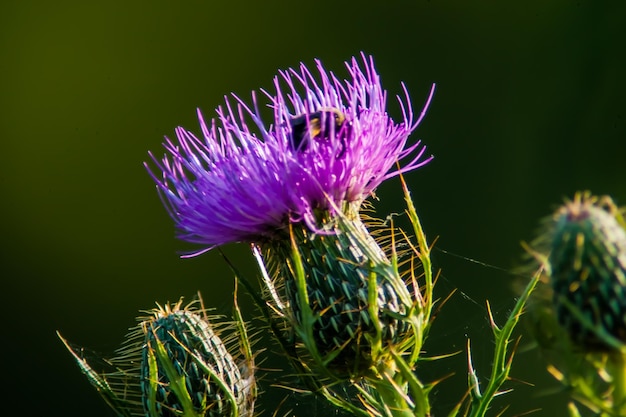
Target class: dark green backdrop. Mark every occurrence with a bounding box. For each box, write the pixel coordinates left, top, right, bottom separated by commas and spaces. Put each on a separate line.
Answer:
2, 1, 625, 416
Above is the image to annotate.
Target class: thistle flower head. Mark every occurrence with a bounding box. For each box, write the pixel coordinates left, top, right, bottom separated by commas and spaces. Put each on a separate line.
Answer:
544, 192, 626, 350
147, 54, 434, 252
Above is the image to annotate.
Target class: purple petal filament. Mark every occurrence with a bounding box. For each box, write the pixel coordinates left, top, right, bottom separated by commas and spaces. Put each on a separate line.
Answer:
146, 53, 435, 253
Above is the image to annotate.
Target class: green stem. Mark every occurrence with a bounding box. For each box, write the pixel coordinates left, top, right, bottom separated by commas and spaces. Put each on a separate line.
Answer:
390, 350, 430, 416
468, 271, 540, 417
611, 351, 626, 415
399, 172, 433, 327
369, 364, 418, 417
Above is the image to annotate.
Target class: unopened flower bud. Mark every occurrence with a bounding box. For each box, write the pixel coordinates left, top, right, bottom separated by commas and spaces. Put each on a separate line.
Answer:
548, 192, 626, 350
59, 297, 255, 417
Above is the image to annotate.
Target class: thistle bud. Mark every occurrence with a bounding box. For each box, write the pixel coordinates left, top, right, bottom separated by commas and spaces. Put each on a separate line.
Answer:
59, 296, 255, 417
141, 301, 255, 417
547, 192, 626, 350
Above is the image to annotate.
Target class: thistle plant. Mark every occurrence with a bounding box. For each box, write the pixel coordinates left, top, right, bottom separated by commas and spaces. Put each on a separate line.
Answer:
59, 294, 256, 417
144, 53, 442, 415
62, 53, 548, 417
527, 191, 626, 416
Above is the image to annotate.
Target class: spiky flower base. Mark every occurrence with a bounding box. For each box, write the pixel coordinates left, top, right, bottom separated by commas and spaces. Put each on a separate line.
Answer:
548, 192, 626, 350
262, 212, 415, 378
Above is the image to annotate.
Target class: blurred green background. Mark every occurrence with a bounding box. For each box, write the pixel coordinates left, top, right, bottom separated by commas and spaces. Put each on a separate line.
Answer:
2, 1, 625, 416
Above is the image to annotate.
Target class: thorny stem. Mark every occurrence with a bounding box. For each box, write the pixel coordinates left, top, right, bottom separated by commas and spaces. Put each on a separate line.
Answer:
467, 270, 540, 417
368, 361, 417, 417
399, 171, 434, 333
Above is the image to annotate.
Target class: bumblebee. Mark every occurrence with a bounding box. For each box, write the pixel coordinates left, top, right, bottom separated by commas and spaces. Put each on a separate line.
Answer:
289, 108, 349, 156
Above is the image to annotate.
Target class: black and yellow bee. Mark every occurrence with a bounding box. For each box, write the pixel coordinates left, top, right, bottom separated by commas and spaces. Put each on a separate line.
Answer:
289, 108, 349, 156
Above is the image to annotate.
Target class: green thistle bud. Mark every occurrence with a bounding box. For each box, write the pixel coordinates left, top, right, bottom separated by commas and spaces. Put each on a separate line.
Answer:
260, 208, 417, 379
140, 300, 255, 417
59, 296, 255, 417
548, 192, 626, 350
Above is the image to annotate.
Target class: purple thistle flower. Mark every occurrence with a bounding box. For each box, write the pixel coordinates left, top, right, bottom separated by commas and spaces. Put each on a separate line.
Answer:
146, 53, 434, 253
